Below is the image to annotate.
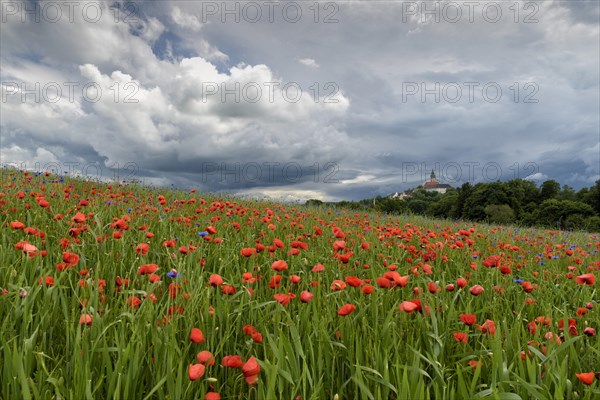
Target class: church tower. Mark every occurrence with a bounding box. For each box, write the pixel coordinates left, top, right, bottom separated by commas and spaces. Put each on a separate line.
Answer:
429, 169, 438, 184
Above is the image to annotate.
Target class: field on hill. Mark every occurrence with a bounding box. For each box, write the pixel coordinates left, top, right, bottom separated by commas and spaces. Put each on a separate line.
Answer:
1, 169, 598, 400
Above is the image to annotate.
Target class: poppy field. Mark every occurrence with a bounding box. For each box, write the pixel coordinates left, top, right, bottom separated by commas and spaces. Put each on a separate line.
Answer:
1, 169, 599, 400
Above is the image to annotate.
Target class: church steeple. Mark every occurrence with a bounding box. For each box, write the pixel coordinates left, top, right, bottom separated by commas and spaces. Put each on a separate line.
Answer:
430, 169, 437, 182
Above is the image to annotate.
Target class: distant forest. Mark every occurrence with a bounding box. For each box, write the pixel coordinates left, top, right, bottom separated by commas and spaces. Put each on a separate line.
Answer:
308, 179, 600, 232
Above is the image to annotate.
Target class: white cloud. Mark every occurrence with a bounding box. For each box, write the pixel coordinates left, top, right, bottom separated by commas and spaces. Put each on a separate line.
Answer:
299, 58, 319, 68
171, 6, 202, 31
524, 172, 549, 182
235, 188, 335, 203
1, 0, 598, 199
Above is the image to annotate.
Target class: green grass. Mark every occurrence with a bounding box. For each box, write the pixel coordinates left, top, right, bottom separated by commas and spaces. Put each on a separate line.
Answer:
0, 169, 598, 399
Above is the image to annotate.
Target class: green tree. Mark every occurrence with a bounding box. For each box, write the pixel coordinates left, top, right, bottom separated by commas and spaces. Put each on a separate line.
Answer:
559, 185, 577, 201
484, 204, 515, 224
305, 199, 323, 206
407, 199, 429, 214
585, 216, 600, 233
428, 189, 458, 218
539, 180, 561, 202
534, 199, 595, 229
451, 182, 472, 219
505, 179, 539, 218
588, 180, 600, 215
463, 182, 510, 221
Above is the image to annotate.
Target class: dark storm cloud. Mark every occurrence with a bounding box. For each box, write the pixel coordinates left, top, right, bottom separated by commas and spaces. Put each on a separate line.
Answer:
1, 1, 598, 202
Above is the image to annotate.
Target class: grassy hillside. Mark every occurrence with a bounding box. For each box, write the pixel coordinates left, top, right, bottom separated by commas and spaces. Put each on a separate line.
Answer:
1, 169, 598, 399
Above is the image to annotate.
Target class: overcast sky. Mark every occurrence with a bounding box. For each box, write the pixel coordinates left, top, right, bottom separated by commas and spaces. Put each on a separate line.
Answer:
1, 0, 599, 201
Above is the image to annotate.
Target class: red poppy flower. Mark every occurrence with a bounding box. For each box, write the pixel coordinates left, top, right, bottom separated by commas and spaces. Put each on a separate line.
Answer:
460, 314, 476, 326
269, 275, 282, 289
361, 285, 375, 295
62, 252, 80, 266
312, 263, 325, 273
38, 276, 54, 287
251, 332, 263, 343
500, 266, 512, 275
222, 355, 244, 368
71, 212, 86, 223
456, 278, 467, 288
574, 274, 595, 286
274, 293, 294, 306
427, 282, 440, 294
575, 372, 595, 385
188, 363, 206, 381
242, 356, 260, 385
333, 228, 345, 239
209, 274, 224, 287
127, 296, 142, 309
243, 324, 258, 336
453, 332, 468, 343
197, 351, 215, 366
584, 327, 596, 337
333, 240, 346, 252
469, 285, 484, 296
221, 285, 236, 295
271, 260, 288, 272
336, 252, 353, 263
330, 280, 347, 291
300, 290, 313, 303
535, 316, 551, 326
10, 221, 25, 230
79, 314, 93, 326
290, 241, 308, 250
399, 301, 418, 313
521, 281, 534, 293
476, 319, 496, 335
242, 272, 256, 283
337, 304, 356, 316
528, 321, 537, 335
37, 199, 50, 208
558, 318, 576, 330
241, 248, 256, 257
190, 328, 206, 343
205, 393, 220, 400
345, 276, 362, 287
383, 272, 409, 287
135, 243, 150, 256
376, 277, 393, 288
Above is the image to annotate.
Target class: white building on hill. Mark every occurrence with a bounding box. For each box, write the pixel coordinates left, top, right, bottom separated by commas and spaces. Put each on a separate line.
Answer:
423, 170, 452, 194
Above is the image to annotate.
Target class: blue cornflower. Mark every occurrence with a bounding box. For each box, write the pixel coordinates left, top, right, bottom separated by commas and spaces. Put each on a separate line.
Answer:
167, 269, 180, 278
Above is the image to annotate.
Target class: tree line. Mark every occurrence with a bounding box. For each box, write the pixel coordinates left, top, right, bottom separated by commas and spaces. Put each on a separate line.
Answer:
307, 179, 600, 232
